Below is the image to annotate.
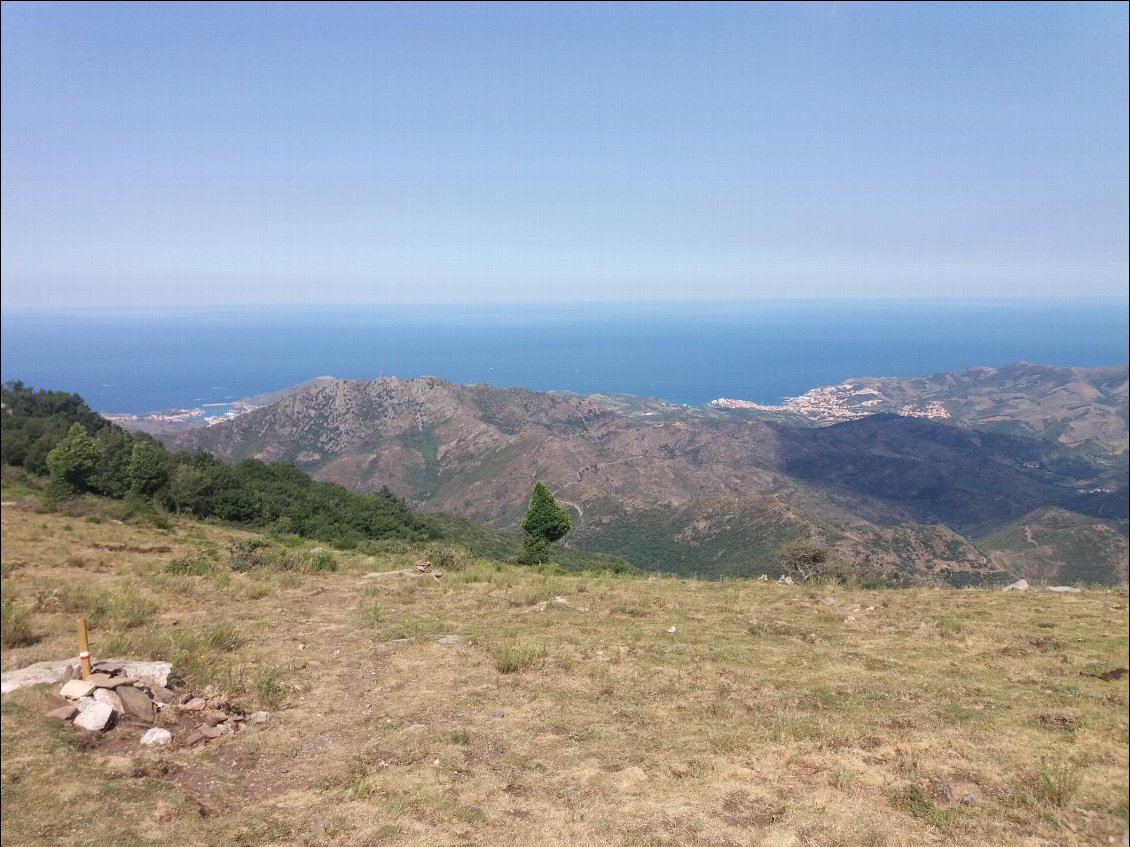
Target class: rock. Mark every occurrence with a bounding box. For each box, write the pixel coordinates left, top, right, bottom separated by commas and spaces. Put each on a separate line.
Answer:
777, 575, 796, 585
148, 685, 177, 704
74, 696, 97, 712
198, 724, 223, 739
1046, 586, 1082, 593
182, 697, 207, 712
175, 693, 193, 705
757, 574, 769, 581
88, 673, 138, 689
92, 660, 128, 674
246, 711, 271, 727
59, 679, 98, 700
59, 664, 77, 684
960, 793, 976, 804
431, 632, 467, 645
117, 685, 157, 722
666, 626, 677, 633
46, 705, 78, 721
139, 727, 172, 747
202, 710, 228, 727
73, 701, 115, 731
1, 659, 81, 694
184, 730, 207, 747
1002, 579, 1029, 592
119, 661, 172, 687
93, 688, 124, 713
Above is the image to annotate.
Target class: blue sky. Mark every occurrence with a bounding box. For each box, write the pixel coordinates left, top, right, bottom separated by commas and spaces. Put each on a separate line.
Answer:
2, 1, 1127, 307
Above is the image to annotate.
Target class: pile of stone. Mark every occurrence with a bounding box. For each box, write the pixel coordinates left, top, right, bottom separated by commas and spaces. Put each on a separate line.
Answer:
38, 659, 270, 747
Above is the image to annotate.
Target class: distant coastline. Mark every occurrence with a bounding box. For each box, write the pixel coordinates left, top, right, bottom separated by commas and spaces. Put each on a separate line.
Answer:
2, 300, 1126, 417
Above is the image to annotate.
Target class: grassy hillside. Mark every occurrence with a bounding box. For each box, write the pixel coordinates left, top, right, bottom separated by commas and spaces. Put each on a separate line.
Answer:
423, 512, 636, 574
978, 507, 1129, 586
1, 496, 1127, 846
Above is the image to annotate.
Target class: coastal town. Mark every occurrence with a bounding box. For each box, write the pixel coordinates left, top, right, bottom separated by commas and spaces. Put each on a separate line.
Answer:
103, 400, 265, 435
709, 382, 951, 424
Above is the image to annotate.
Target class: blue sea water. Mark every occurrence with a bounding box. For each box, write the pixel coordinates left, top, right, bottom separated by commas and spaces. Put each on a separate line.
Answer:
1, 300, 1126, 415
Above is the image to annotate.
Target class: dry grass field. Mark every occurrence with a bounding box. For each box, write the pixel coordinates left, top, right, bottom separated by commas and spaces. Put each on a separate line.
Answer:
1, 498, 1127, 847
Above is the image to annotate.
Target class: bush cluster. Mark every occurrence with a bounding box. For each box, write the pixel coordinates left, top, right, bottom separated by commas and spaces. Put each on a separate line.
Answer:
2, 381, 435, 550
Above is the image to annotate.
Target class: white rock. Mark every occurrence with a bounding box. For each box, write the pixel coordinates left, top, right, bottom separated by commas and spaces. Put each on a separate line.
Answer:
1046, 586, 1082, 593
0, 659, 78, 694
666, 626, 677, 633
60, 679, 98, 700
139, 727, 172, 746
1002, 579, 1030, 592
74, 696, 97, 712
757, 574, 769, 581
2, 658, 173, 694
776, 575, 796, 585
73, 701, 115, 731
118, 661, 173, 687
93, 688, 123, 713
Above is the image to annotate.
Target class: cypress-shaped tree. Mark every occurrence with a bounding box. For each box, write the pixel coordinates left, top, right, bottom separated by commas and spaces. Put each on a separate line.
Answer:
519, 481, 571, 563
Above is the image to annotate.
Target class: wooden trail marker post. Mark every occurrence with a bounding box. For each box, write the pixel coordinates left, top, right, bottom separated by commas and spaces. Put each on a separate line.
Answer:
76, 617, 92, 679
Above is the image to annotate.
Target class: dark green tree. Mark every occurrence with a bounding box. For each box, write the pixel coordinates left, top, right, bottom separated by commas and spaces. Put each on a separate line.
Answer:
519, 481, 571, 563
92, 426, 136, 498
127, 437, 169, 497
45, 422, 102, 495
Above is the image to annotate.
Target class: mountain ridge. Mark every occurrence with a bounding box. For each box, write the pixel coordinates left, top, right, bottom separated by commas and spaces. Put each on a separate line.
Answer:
162, 363, 1128, 585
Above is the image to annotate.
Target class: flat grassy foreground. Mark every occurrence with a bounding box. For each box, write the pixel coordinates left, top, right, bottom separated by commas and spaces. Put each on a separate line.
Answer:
1, 501, 1127, 847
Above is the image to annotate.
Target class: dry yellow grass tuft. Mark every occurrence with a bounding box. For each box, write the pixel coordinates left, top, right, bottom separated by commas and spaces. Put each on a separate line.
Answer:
1, 502, 1127, 846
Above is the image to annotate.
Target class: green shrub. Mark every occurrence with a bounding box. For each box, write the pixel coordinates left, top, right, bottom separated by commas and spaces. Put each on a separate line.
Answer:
228, 539, 336, 573
253, 666, 288, 708
902, 786, 951, 826
304, 548, 337, 572
425, 542, 474, 571
107, 590, 159, 630
491, 643, 546, 674
205, 619, 247, 652
331, 531, 362, 551
1034, 758, 1083, 808
166, 551, 219, 576
1, 600, 34, 648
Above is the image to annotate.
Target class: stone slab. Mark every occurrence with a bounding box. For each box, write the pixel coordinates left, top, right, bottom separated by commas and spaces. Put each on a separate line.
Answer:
46, 705, 78, 721
73, 701, 114, 731
1, 658, 170, 693
88, 673, 139, 689
93, 688, 124, 714
140, 727, 172, 746
1, 659, 79, 694
117, 685, 156, 723
59, 679, 98, 700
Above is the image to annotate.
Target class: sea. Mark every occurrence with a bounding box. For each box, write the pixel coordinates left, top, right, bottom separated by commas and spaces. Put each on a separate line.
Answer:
1, 300, 1126, 416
